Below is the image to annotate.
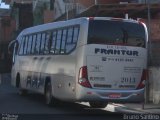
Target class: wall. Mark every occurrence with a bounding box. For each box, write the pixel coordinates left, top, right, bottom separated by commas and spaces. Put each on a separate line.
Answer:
44, 10, 54, 23
0, 16, 16, 73
11, 0, 32, 4
76, 0, 124, 8
0, 16, 16, 43
54, 0, 134, 20
149, 67, 160, 104
138, 0, 160, 3
4, 0, 11, 4
18, 4, 33, 30
148, 17, 160, 104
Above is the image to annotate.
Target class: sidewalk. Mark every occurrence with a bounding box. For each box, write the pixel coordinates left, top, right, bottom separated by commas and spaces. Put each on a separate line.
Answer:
112, 103, 160, 114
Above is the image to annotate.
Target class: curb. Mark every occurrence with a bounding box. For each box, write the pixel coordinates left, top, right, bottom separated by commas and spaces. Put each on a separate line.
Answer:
112, 103, 160, 114
111, 103, 151, 114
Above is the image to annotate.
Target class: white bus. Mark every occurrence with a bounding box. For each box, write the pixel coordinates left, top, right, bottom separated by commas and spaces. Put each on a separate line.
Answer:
10, 17, 148, 108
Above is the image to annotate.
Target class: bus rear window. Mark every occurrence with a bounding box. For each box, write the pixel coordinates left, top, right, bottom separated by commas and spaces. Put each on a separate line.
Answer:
88, 20, 146, 48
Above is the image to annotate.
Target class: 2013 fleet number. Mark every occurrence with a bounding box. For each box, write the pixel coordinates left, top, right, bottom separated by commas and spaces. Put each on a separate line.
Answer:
121, 77, 136, 84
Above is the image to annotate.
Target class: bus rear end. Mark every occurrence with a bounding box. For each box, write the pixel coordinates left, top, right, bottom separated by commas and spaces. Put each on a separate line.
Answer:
76, 18, 147, 107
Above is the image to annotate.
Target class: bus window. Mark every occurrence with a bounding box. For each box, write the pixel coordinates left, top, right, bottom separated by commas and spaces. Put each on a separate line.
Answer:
73, 26, 79, 43
61, 29, 67, 54
50, 31, 57, 54
67, 27, 73, 43
55, 30, 62, 54
65, 26, 79, 53
31, 34, 37, 54
24, 36, 29, 55
44, 31, 51, 54
19, 37, 25, 55
66, 44, 75, 53
88, 20, 145, 48
66, 27, 74, 53
35, 33, 41, 54
40, 33, 46, 54
27, 35, 33, 54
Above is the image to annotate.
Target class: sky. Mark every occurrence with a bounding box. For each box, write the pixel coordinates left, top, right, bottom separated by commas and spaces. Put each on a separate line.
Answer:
0, 0, 10, 9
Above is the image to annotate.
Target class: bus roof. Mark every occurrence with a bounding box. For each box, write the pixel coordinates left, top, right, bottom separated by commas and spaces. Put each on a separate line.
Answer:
17, 17, 140, 38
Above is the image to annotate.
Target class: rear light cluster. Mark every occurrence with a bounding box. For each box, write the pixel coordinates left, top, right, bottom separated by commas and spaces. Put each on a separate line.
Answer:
78, 66, 92, 88
137, 18, 146, 25
136, 69, 148, 89
89, 17, 94, 20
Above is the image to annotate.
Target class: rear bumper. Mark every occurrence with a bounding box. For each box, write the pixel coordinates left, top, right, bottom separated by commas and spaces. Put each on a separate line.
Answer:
76, 86, 144, 103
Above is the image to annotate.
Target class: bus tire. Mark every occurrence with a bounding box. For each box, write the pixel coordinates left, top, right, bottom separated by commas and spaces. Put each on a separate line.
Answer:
89, 102, 108, 108
19, 89, 28, 96
45, 81, 54, 106
16, 74, 27, 96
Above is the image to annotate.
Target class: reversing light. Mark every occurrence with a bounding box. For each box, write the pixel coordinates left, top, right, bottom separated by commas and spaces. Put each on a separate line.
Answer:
89, 17, 94, 20
137, 18, 146, 26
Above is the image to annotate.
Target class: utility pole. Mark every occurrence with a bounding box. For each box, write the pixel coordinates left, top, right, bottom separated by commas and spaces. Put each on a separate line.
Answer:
65, 3, 69, 20
147, 0, 151, 57
146, 0, 151, 104
95, 0, 97, 5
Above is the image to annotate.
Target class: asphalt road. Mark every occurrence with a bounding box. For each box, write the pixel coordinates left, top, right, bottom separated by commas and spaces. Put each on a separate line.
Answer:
0, 73, 129, 120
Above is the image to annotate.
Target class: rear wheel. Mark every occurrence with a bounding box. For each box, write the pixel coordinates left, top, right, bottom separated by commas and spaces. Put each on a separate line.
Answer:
16, 74, 27, 96
45, 82, 54, 106
19, 89, 28, 96
89, 102, 108, 108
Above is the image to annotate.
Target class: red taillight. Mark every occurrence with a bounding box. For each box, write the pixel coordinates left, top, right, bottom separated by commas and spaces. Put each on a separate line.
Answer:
78, 66, 92, 88
137, 18, 146, 25
137, 69, 147, 89
89, 17, 94, 20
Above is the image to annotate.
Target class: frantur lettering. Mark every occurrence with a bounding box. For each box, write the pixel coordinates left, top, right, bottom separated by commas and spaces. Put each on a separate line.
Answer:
95, 48, 139, 56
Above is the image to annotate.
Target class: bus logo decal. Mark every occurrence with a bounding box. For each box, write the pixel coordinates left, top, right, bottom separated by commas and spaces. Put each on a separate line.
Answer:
95, 48, 139, 56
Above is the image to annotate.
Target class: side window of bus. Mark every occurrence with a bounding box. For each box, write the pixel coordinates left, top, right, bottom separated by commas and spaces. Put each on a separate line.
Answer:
44, 31, 51, 54
27, 35, 33, 54
66, 27, 74, 53
73, 26, 80, 43
55, 29, 62, 54
24, 36, 28, 55
66, 26, 79, 53
36, 33, 41, 54
61, 29, 67, 54
40, 33, 46, 54
19, 37, 25, 55
31, 34, 37, 54
67, 27, 73, 43
50, 31, 57, 54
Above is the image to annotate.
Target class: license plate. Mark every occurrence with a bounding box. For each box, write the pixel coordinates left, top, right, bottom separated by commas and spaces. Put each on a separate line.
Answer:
108, 93, 121, 98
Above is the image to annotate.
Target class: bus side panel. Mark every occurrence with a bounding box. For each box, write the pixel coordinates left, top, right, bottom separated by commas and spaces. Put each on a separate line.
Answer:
42, 55, 77, 101
75, 20, 89, 101
11, 56, 22, 87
